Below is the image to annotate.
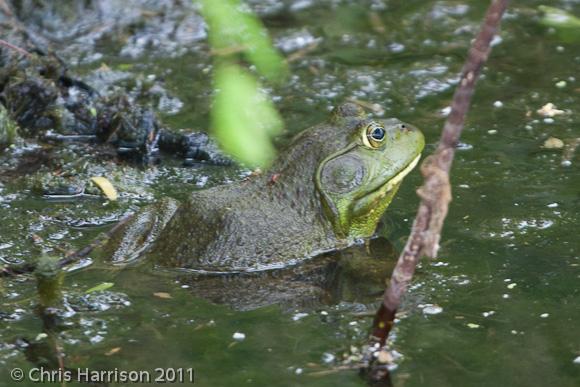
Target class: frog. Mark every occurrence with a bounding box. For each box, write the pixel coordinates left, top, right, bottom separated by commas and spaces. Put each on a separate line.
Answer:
102, 102, 425, 275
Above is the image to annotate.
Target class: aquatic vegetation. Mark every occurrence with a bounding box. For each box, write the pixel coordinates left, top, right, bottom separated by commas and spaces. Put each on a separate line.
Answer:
0, 105, 18, 149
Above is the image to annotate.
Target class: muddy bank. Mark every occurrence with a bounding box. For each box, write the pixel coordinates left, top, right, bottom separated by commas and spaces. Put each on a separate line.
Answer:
0, 0, 231, 175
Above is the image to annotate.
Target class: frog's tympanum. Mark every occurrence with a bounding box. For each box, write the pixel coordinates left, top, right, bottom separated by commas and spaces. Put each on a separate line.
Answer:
104, 103, 425, 273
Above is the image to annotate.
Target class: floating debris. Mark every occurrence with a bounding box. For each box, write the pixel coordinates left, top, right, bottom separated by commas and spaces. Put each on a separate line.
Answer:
555, 80, 567, 88
493, 100, 503, 108
232, 332, 246, 341
90, 176, 119, 201
153, 292, 172, 299
540, 313, 549, 318
105, 347, 122, 356
543, 137, 564, 149
322, 353, 335, 364
507, 283, 517, 289
456, 142, 473, 150
292, 312, 309, 321
482, 311, 496, 318
574, 356, 580, 365
35, 333, 48, 341
86, 282, 114, 293
537, 103, 565, 117
376, 350, 393, 364
422, 305, 444, 315
90, 335, 105, 344
466, 323, 480, 329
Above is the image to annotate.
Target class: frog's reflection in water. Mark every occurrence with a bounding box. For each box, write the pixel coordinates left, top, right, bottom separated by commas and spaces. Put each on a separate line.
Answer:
174, 237, 397, 311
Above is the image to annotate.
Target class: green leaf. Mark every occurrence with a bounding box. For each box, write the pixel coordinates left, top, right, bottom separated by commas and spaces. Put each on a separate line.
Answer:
86, 282, 114, 293
539, 6, 580, 42
212, 64, 283, 167
199, 0, 287, 82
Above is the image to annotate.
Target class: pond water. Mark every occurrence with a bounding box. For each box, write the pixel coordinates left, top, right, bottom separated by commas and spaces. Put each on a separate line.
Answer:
1, 1, 579, 386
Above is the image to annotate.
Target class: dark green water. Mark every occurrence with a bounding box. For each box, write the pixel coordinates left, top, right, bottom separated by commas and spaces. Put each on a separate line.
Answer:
1, 1, 579, 386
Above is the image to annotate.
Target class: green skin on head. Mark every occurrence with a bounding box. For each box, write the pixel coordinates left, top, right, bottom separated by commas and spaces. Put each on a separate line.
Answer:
102, 103, 425, 273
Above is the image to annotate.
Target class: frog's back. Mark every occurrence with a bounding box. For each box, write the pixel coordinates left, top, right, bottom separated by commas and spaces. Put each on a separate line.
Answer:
148, 180, 338, 272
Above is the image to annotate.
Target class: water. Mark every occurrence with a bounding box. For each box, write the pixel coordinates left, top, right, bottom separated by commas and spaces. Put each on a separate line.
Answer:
1, 1, 579, 386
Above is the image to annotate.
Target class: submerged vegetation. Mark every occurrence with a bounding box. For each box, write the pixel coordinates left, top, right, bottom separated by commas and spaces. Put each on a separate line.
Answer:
0, 105, 17, 149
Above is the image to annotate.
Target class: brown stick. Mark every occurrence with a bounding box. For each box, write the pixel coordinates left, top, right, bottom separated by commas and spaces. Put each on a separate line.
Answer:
363, 0, 509, 380
0, 38, 32, 57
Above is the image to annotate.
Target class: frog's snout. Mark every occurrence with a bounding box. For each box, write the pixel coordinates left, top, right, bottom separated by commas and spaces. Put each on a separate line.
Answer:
399, 122, 419, 134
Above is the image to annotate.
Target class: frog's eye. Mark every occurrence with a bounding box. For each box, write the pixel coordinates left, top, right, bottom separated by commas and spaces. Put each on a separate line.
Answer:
362, 123, 386, 149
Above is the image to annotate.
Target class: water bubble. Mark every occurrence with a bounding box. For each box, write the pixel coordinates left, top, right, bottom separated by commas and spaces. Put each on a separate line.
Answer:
292, 312, 308, 321
322, 353, 335, 364
422, 305, 443, 315
232, 332, 246, 341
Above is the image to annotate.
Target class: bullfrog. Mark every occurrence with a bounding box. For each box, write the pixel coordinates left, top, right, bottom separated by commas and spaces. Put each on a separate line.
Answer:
103, 103, 424, 273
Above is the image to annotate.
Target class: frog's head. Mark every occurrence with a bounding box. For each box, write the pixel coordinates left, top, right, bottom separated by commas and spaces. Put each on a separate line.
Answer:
314, 103, 425, 240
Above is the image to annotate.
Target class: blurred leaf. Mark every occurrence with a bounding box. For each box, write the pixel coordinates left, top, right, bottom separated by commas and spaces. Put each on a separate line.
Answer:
199, 0, 287, 82
212, 64, 283, 167
539, 6, 580, 42
86, 282, 114, 293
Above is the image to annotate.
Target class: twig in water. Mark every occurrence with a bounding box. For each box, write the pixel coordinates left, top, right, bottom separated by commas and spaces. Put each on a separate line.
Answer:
362, 0, 510, 382
0, 38, 32, 57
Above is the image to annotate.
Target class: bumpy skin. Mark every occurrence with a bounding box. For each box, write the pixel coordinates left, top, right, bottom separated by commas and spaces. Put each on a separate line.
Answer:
104, 103, 424, 272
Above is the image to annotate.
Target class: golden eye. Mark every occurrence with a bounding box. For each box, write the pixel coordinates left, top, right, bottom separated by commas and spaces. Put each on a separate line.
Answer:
362, 123, 386, 149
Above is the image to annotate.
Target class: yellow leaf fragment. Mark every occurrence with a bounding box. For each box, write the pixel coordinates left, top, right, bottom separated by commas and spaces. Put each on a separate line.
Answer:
153, 292, 172, 299
105, 347, 122, 356
90, 176, 118, 201
543, 137, 564, 149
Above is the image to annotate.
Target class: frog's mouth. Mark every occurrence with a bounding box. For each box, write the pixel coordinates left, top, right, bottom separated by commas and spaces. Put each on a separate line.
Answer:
376, 153, 421, 195
352, 154, 421, 216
